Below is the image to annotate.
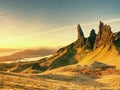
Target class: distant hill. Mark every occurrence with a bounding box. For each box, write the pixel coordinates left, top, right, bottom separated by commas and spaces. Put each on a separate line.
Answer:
0, 48, 56, 63
0, 49, 20, 52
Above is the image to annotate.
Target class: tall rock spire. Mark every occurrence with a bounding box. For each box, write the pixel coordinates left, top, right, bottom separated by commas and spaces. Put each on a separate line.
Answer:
77, 24, 84, 39
94, 21, 113, 49
97, 21, 103, 40
86, 29, 96, 49
74, 24, 86, 48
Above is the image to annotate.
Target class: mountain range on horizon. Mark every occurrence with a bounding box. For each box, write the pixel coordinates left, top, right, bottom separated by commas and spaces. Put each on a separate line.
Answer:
0, 48, 56, 63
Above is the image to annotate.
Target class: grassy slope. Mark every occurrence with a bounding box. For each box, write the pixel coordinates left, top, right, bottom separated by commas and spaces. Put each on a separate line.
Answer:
0, 44, 120, 89
0, 48, 77, 73
74, 45, 120, 68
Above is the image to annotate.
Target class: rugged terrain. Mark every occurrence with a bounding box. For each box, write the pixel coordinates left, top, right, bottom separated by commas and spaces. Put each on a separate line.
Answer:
1, 66, 120, 90
0, 21, 120, 89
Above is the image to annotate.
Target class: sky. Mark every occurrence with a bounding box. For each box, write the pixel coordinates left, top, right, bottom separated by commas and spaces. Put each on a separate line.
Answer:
0, 0, 120, 49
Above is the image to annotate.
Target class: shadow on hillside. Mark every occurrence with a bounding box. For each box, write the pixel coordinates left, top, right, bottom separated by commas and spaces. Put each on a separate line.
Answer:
49, 49, 78, 69
91, 61, 116, 70
113, 36, 120, 54
36, 74, 105, 87
113, 32, 120, 54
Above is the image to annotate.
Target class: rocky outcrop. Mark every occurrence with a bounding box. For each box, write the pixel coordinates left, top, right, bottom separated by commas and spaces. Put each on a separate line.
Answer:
112, 32, 120, 41
3, 21, 120, 73
57, 21, 120, 52
74, 24, 86, 48
49, 21, 120, 70
77, 24, 84, 39
86, 29, 96, 49
94, 21, 113, 49
112, 32, 120, 51
74, 24, 97, 49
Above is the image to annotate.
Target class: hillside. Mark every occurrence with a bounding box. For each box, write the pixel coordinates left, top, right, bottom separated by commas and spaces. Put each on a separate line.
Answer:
0, 21, 120, 89
47, 21, 120, 69
32, 21, 119, 72
0, 21, 120, 73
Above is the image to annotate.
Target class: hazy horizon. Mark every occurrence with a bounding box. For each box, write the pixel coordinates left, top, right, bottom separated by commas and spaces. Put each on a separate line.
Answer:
0, 0, 120, 49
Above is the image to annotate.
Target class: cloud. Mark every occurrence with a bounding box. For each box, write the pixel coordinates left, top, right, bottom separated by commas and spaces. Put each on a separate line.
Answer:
45, 18, 120, 33
44, 25, 75, 33
43, 23, 97, 33
104, 18, 120, 23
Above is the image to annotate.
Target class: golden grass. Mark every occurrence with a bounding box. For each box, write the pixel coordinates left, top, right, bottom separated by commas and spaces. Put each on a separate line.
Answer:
1, 62, 120, 90
0, 43, 120, 89
75, 45, 120, 68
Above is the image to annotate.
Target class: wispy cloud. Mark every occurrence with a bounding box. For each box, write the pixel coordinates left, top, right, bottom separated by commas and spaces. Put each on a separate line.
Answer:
45, 18, 120, 33
44, 25, 75, 33
104, 18, 120, 23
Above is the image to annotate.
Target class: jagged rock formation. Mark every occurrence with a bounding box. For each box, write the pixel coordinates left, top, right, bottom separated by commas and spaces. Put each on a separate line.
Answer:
94, 21, 113, 49
113, 32, 120, 40
74, 24, 86, 48
77, 24, 84, 39
1, 21, 120, 73
53, 21, 120, 69
86, 29, 96, 49
112, 32, 120, 52
16, 22, 120, 71
74, 21, 120, 50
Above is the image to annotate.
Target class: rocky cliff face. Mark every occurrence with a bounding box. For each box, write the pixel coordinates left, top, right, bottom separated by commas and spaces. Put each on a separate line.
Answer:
74, 24, 86, 48
3, 21, 120, 73
94, 21, 113, 49
55, 21, 120, 69
49, 21, 120, 70
77, 24, 84, 39
86, 29, 96, 49
73, 21, 120, 50
112, 31, 120, 52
